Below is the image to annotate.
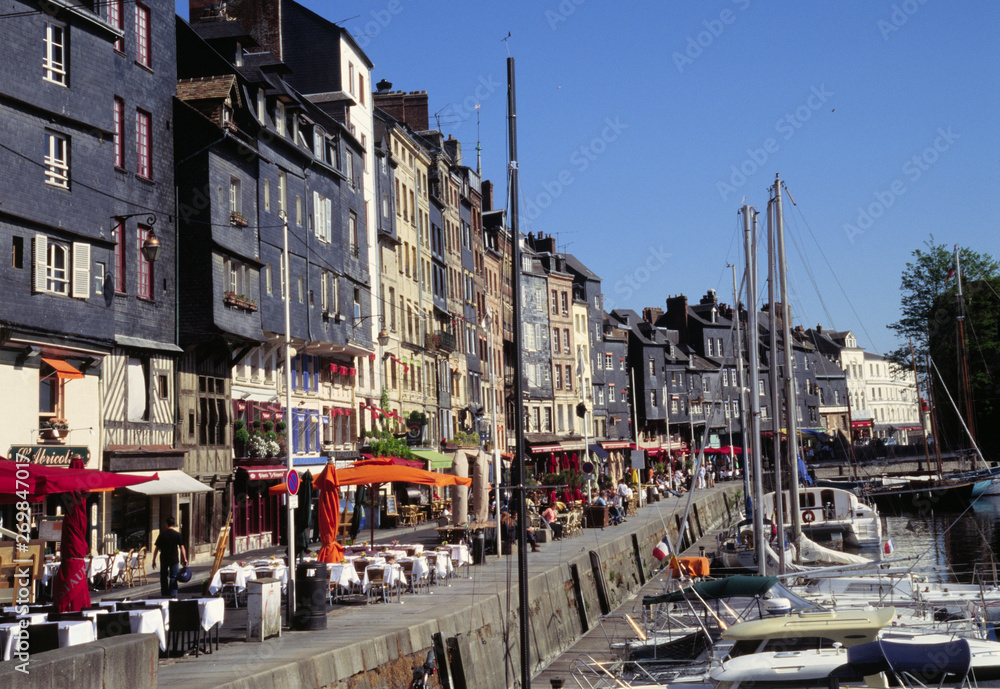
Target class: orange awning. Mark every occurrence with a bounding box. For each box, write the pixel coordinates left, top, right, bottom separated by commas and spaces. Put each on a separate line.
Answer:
42, 358, 84, 380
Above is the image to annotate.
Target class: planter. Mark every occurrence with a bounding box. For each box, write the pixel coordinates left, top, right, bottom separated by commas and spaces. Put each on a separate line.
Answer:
40, 428, 67, 444
224, 293, 258, 311
230, 212, 249, 228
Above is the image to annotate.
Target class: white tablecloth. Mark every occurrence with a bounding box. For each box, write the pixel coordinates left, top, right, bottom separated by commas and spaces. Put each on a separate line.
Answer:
129, 608, 167, 652
445, 544, 472, 566
428, 551, 453, 579
197, 597, 225, 633
250, 562, 289, 592
0, 621, 23, 661
0, 609, 47, 624
398, 557, 431, 587
327, 563, 362, 590
57, 619, 97, 648
41, 562, 61, 587
138, 598, 174, 627
362, 563, 405, 593
88, 553, 127, 584
208, 565, 256, 595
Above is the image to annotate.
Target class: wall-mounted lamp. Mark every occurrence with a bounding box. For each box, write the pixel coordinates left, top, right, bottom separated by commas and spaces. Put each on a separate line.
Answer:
116, 214, 161, 263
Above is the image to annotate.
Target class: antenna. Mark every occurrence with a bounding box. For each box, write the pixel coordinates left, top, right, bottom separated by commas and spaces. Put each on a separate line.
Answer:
476, 103, 482, 177
433, 104, 452, 132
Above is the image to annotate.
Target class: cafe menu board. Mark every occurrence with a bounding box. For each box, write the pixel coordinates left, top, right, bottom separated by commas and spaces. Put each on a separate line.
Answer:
384, 495, 398, 517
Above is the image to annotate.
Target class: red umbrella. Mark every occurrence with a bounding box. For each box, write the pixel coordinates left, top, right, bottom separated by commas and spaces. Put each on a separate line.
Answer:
282, 462, 472, 563
0, 458, 156, 612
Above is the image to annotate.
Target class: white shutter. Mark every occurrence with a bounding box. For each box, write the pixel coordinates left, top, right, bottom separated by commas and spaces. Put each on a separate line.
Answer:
72, 242, 91, 298
324, 197, 332, 242
33, 234, 48, 293
312, 191, 320, 237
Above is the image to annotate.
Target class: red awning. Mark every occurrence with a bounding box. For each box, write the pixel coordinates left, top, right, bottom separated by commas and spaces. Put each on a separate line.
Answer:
600, 440, 632, 450
529, 444, 563, 453
238, 465, 287, 481
851, 420, 873, 428
42, 357, 84, 380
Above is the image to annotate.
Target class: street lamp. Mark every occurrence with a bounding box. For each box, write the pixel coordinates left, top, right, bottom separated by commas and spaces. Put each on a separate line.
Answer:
116, 214, 161, 263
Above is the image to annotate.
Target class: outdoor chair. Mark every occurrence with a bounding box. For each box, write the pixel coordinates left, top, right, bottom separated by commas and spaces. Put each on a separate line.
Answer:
120, 549, 136, 588
26, 622, 60, 655
366, 567, 397, 605
130, 547, 148, 586
97, 556, 117, 591
168, 600, 207, 656
399, 559, 424, 595
219, 570, 242, 607
47, 611, 88, 621
96, 611, 132, 639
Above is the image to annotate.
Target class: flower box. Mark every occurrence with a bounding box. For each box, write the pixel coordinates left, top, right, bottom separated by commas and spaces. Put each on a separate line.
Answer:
224, 292, 258, 312
230, 212, 249, 228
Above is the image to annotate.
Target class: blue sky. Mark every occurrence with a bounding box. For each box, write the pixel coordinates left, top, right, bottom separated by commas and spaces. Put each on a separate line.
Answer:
176, 1, 999, 354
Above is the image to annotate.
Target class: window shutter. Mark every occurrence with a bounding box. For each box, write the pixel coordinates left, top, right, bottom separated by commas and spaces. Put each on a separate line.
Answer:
72, 242, 91, 298
303, 355, 311, 390
312, 191, 320, 236
312, 357, 319, 391
33, 234, 48, 293
291, 411, 300, 453
324, 197, 332, 242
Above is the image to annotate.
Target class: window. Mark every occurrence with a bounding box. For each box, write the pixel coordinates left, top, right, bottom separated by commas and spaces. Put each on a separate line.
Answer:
650, 390, 657, 408
561, 292, 568, 314
106, 0, 123, 51
717, 338, 724, 356
12, 236, 24, 269
702, 377, 710, 393
113, 98, 124, 168
113, 219, 125, 293
94, 262, 104, 295
297, 276, 304, 303
358, 74, 365, 105
33, 235, 90, 298
313, 192, 332, 242
135, 109, 151, 179
543, 406, 552, 433
43, 22, 66, 85
198, 375, 227, 446
45, 242, 69, 294
554, 365, 562, 390
565, 365, 573, 391
264, 264, 272, 295
551, 289, 558, 314
552, 327, 560, 354
758, 379, 765, 396
648, 358, 655, 377
671, 397, 678, 414
275, 101, 286, 136
278, 170, 287, 214
135, 3, 151, 68
229, 177, 241, 214
44, 131, 69, 188
295, 194, 303, 225
761, 406, 769, 420
605, 353, 613, 370
349, 212, 358, 254
707, 338, 715, 357
137, 225, 153, 299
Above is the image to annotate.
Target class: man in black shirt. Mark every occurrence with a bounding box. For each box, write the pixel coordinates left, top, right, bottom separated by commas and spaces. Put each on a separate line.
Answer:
152, 516, 188, 596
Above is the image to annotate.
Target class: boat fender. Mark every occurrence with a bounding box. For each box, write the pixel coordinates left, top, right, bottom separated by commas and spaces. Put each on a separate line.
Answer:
802, 509, 816, 523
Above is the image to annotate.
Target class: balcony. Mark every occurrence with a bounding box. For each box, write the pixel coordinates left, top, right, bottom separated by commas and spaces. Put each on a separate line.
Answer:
425, 331, 455, 353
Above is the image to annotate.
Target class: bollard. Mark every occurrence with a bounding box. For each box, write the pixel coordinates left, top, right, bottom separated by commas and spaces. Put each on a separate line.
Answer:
472, 530, 486, 565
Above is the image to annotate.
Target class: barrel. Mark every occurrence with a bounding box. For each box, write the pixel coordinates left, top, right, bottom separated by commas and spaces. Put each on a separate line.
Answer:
294, 563, 329, 631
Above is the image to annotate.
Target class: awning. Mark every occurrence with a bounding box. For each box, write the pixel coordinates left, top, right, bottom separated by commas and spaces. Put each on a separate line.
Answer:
851, 420, 873, 428
528, 444, 563, 454
411, 449, 453, 471
600, 440, 632, 450
41, 358, 83, 380
124, 470, 211, 495
589, 443, 609, 460
237, 465, 288, 481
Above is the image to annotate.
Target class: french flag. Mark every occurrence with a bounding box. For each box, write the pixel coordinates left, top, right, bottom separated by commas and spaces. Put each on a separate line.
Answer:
653, 536, 671, 562
883, 539, 894, 555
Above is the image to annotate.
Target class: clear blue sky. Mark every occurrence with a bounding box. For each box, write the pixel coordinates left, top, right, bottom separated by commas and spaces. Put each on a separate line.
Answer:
176, 1, 999, 355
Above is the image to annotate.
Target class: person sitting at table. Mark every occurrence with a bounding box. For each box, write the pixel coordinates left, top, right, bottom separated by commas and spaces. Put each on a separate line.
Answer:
541, 503, 562, 540
151, 516, 188, 597
592, 492, 607, 507
607, 492, 624, 525
501, 508, 540, 552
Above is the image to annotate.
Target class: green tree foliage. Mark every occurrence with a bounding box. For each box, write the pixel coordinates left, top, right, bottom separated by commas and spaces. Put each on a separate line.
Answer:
888, 237, 1000, 455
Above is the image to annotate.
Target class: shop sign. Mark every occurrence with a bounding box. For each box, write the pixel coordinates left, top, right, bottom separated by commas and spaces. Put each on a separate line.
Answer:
9, 445, 91, 467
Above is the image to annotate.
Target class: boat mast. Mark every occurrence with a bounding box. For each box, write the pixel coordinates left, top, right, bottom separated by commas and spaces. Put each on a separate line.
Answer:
766, 189, 786, 574
741, 205, 766, 574
775, 175, 802, 551
909, 338, 932, 472
506, 55, 531, 689
926, 353, 944, 476
731, 263, 751, 521
954, 245, 976, 448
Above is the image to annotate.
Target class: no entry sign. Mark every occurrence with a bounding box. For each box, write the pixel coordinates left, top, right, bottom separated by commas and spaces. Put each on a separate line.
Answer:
286, 470, 300, 495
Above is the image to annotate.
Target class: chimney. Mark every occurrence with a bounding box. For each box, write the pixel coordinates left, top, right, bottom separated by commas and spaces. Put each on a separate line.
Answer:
665, 295, 689, 345
444, 135, 461, 165
816, 324, 823, 334
376, 78, 392, 93
642, 307, 663, 324
700, 289, 718, 306
373, 89, 429, 131
481, 180, 493, 211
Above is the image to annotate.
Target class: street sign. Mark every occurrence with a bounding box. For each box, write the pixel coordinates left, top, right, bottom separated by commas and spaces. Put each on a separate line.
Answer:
582, 461, 595, 475
288, 494, 299, 509
286, 470, 300, 496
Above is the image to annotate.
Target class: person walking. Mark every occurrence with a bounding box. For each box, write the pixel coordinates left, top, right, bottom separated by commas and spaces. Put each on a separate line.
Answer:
152, 516, 188, 597
616, 480, 632, 519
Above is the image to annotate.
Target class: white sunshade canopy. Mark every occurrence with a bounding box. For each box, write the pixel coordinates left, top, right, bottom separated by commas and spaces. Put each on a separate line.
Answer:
124, 470, 211, 495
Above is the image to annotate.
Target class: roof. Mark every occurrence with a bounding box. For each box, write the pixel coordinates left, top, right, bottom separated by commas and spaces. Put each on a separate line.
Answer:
188, 20, 259, 45
177, 75, 241, 106
562, 253, 601, 281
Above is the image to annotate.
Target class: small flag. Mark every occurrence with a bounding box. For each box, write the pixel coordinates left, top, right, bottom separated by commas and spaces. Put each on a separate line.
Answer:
946, 268, 955, 281
653, 536, 671, 562
883, 539, 894, 555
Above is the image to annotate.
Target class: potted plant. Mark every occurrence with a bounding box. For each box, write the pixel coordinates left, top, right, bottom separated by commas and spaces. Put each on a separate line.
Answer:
40, 418, 69, 442
234, 420, 250, 457
230, 211, 248, 227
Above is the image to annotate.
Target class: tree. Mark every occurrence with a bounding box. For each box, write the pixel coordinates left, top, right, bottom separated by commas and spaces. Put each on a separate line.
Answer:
888, 237, 1000, 456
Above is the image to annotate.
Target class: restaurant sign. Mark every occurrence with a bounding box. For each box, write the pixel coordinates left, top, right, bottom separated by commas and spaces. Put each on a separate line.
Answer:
9, 445, 91, 467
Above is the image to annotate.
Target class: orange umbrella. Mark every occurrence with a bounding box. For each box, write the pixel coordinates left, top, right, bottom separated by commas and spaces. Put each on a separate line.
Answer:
303, 462, 473, 563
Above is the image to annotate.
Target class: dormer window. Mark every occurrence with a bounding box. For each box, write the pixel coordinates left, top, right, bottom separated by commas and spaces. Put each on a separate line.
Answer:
314, 127, 324, 158
256, 89, 265, 124
275, 101, 285, 136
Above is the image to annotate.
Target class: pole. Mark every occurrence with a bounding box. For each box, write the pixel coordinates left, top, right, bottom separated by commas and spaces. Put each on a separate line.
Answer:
910, 338, 931, 471
506, 56, 531, 689
766, 193, 785, 574
742, 205, 765, 574
954, 246, 976, 445
731, 264, 751, 520
927, 354, 944, 476
581, 347, 591, 503
487, 308, 501, 556
281, 211, 296, 624
775, 175, 801, 553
